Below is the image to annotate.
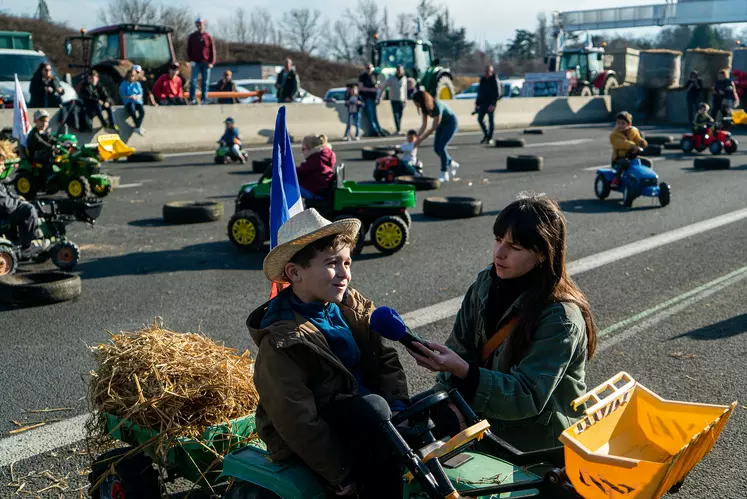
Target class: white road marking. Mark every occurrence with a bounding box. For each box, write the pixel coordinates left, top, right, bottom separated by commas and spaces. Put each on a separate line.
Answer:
525, 138, 593, 149
117, 182, 143, 189
6, 204, 747, 465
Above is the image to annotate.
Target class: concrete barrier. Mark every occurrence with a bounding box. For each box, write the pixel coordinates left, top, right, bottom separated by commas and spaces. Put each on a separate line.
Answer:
0, 96, 611, 154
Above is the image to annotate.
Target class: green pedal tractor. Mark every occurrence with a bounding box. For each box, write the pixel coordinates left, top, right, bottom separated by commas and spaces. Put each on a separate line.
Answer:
227, 164, 416, 254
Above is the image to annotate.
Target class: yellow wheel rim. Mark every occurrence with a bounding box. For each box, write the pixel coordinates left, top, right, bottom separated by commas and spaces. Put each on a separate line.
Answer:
68, 180, 83, 197
17, 177, 31, 194
375, 222, 403, 250
0, 252, 12, 276
439, 85, 453, 100
232, 219, 256, 246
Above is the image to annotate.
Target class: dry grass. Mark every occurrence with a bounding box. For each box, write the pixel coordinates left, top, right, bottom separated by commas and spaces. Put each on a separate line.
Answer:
87, 319, 258, 441
641, 49, 683, 55
686, 48, 732, 55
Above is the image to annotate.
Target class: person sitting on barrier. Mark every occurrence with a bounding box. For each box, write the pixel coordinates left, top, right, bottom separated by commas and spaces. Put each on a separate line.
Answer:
396, 129, 422, 176
247, 208, 409, 498
218, 117, 245, 163
407, 193, 598, 452
693, 102, 714, 136
152, 63, 186, 106
119, 69, 146, 136
26, 109, 57, 179
609, 111, 647, 188
79, 70, 118, 132
297, 135, 335, 201
0, 156, 51, 258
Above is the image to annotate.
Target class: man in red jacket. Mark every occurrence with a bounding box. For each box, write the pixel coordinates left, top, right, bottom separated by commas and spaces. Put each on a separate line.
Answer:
187, 17, 216, 105
152, 63, 186, 105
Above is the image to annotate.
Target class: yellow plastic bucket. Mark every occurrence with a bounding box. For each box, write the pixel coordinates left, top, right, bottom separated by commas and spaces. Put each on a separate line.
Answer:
559, 372, 736, 499
97, 134, 136, 161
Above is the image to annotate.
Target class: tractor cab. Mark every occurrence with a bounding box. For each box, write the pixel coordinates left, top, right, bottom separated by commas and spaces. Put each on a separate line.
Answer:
556, 47, 604, 83
373, 38, 435, 80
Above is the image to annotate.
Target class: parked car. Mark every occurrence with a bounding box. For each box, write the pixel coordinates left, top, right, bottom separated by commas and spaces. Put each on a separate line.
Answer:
324, 87, 348, 103
0, 49, 78, 108
455, 78, 524, 101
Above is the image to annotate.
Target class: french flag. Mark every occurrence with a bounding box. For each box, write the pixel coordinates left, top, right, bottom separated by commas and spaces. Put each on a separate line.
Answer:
12, 74, 31, 147
269, 106, 303, 298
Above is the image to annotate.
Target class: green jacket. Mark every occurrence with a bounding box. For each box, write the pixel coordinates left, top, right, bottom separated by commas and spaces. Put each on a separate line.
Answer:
436, 266, 589, 451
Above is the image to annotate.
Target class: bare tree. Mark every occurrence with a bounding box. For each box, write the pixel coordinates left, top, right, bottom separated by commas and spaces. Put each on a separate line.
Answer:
535, 12, 549, 59
35, 0, 51, 22
345, 0, 383, 63
218, 8, 251, 43
282, 8, 323, 54
327, 19, 357, 62
160, 5, 193, 55
415, 0, 439, 32
98, 0, 159, 24
396, 13, 415, 38
381, 7, 390, 40
249, 8, 274, 44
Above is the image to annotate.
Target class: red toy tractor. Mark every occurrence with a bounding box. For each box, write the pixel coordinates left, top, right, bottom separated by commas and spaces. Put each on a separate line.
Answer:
680, 122, 738, 155
373, 153, 423, 183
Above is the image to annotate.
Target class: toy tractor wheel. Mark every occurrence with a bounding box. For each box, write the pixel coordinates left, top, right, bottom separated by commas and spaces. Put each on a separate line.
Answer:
228, 210, 266, 251
709, 140, 723, 155
622, 184, 635, 208
371, 215, 409, 254
67, 177, 91, 199
680, 137, 694, 153
594, 175, 610, 200
0, 245, 17, 276
14, 171, 37, 199
658, 182, 671, 207
89, 447, 163, 499
92, 182, 112, 198
214, 155, 227, 165
398, 210, 412, 228
725, 138, 738, 154
52, 242, 81, 270
435, 76, 455, 100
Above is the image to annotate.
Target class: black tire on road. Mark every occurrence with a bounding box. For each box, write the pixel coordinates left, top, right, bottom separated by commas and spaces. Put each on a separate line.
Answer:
252, 158, 271, 173
494, 138, 526, 148
622, 185, 635, 207
641, 145, 662, 157
658, 182, 671, 207
163, 201, 224, 224
645, 135, 674, 145
362, 147, 396, 160
0, 245, 17, 276
394, 175, 441, 191
126, 151, 165, 163
227, 210, 267, 251
88, 447, 162, 499
694, 157, 730, 170
506, 155, 543, 172
663, 142, 681, 150
0, 271, 81, 306
423, 196, 483, 219
523, 129, 544, 135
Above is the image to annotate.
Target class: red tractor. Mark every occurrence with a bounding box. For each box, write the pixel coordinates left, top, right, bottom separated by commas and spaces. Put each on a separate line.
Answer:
547, 45, 619, 96
64, 24, 190, 105
680, 122, 738, 155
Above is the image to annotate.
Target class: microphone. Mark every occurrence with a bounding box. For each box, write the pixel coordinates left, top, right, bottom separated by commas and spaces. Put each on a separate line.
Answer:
370, 306, 429, 353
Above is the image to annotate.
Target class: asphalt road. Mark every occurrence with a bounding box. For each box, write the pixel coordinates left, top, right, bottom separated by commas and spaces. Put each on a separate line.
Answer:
1, 122, 746, 498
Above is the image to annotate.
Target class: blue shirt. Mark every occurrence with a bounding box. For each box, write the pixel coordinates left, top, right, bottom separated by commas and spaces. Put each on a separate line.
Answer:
119, 80, 143, 103
220, 127, 240, 145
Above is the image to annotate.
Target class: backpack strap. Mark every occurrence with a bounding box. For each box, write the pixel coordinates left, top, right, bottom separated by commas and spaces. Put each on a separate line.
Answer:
480, 317, 519, 363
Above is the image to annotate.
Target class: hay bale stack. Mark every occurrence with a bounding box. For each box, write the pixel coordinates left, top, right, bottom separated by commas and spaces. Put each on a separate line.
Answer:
88, 320, 258, 440
682, 48, 732, 88
733, 48, 747, 73
638, 50, 682, 89
604, 48, 640, 85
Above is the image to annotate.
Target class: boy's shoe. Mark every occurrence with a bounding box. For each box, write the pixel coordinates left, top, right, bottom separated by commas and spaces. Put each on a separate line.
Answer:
355, 136, 361, 141
135, 127, 145, 136
449, 160, 460, 178
439, 171, 450, 183
20, 239, 51, 259
343, 136, 350, 141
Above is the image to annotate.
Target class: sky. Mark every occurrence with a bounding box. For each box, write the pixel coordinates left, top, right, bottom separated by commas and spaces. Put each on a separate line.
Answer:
9, 0, 747, 48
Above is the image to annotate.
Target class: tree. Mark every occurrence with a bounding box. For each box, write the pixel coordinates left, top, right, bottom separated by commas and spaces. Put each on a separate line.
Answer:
657, 25, 693, 51
428, 9, 475, 66
396, 13, 414, 38
506, 29, 537, 61
282, 8, 324, 54
415, 0, 438, 33
688, 25, 720, 50
535, 12, 549, 59
327, 19, 358, 62
345, 0, 384, 64
35, 0, 50, 22
249, 8, 275, 44
98, 0, 158, 25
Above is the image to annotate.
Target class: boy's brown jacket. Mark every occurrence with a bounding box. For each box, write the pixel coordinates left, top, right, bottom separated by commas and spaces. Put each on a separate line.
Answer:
246, 287, 409, 486
610, 126, 648, 162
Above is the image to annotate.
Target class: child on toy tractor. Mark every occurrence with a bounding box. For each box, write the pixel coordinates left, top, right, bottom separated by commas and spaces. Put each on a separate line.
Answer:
374, 130, 424, 183
247, 208, 410, 498
26, 110, 57, 178
609, 111, 647, 188
693, 102, 715, 138
297, 135, 335, 200
398, 129, 424, 175
0, 156, 51, 258
218, 117, 247, 164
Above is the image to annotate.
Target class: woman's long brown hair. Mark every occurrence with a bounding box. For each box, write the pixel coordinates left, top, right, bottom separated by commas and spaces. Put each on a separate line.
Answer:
411, 88, 435, 115
493, 194, 598, 367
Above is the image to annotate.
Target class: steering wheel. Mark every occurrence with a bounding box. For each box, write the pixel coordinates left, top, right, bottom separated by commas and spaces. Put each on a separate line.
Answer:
391, 390, 449, 427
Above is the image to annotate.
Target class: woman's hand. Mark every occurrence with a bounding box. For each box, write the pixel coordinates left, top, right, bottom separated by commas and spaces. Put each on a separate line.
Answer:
408, 341, 470, 379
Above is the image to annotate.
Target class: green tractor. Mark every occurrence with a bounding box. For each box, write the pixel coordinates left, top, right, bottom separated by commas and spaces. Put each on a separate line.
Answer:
369, 35, 456, 101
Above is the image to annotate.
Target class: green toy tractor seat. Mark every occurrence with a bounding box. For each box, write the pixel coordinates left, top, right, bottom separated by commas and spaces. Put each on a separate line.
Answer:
300, 164, 344, 212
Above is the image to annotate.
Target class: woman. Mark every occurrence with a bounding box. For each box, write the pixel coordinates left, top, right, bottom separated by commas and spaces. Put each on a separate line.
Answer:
408, 194, 598, 451
119, 69, 146, 136
411, 87, 459, 183
297, 135, 335, 200
29, 62, 64, 109
712, 69, 739, 122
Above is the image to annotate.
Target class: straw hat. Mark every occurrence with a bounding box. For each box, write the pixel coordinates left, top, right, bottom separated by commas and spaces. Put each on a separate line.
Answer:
263, 209, 361, 283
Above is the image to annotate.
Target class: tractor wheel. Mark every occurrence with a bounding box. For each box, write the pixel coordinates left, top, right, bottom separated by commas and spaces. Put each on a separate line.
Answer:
580, 85, 593, 97
725, 138, 738, 154
14, 171, 37, 199
215, 155, 227, 165
435, 76, 455, 100
92, 182, 112, 198
67, 177, 91, 199
398, 210, 412, 228
0, 246, 17, 277
88, 447, 162, 499
680, 137, 694, 153
52, 242, 81, 271
622, 184, 635, 207
594, 175, 610, 200
371, 215, 409, 254
603, 76, 619, 95
97, 72, 123, 106
709, 141, 723, 155
228, 210, 266, 251
658, 182, 671, 207
224, 481, 281, 499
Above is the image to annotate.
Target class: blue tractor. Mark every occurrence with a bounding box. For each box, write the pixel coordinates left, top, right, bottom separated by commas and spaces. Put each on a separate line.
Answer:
594, 152, 671, 208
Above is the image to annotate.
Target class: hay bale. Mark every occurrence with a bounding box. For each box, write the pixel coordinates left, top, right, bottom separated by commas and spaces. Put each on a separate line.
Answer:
88, 320, 259, 441
638, 50, 682, 89
604, 48, 640, 85
682, 48, 732, 88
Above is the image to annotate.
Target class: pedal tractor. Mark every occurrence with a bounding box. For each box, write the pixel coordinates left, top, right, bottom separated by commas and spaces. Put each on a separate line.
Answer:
215, 140, 249, 165
87, 371, 735, 499
594, 150, 671, 208
680, 121, 738, 155
12, 137, 119, 200
373, 149, 423, 183
0, 197, 103, 276
228, 164, 416, 254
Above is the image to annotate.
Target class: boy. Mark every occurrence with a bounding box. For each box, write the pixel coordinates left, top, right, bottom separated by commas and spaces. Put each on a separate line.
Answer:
398, 129, 423, 176
247, 208, 409, 498
693, 102, 714, 137
218, 117, 245, 164
79, 70, 118, 131
26, 109, 57, 178
609, 111, 647, 187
